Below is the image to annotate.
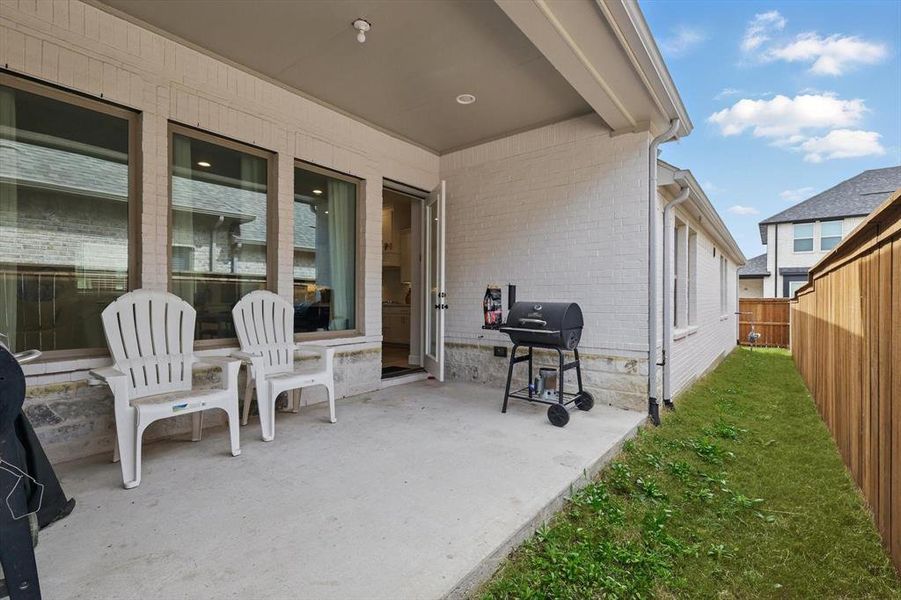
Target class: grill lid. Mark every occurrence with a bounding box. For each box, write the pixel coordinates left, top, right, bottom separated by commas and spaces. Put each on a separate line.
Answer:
504, 302, 583, 333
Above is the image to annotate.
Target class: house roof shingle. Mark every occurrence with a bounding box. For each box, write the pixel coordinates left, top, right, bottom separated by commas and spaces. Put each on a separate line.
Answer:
758, 166, 901, 244
737, 252, 768, 278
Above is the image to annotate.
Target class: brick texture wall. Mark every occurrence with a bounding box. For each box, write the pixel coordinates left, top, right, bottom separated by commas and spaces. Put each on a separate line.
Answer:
439, 116, 653, 410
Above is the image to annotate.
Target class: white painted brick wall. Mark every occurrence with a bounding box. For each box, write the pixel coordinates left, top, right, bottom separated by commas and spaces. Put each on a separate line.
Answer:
439, 115, 651, 358
664, 199, 739, 398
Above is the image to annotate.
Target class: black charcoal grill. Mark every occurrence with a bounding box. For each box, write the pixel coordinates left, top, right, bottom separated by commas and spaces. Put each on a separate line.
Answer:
497, 300, 594, 426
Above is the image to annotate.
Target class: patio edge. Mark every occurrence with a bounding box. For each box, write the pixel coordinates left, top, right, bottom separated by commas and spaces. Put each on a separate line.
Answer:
443, 412, 647, 599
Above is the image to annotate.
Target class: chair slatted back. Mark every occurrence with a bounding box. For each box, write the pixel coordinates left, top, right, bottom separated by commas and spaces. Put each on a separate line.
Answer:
232, 291, 295, 374
101, 290, 196, 399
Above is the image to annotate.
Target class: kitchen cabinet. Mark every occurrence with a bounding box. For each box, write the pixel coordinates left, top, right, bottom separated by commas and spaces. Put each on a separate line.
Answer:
382, 304, 410, 344
382, 207, 400, 267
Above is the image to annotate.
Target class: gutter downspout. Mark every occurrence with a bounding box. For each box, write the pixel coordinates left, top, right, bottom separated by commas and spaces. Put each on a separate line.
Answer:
662, 173, 691, 410
647, 118, 681, 426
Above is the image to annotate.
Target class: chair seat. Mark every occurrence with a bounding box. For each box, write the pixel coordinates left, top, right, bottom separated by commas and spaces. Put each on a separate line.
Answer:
131, 387, 230, 409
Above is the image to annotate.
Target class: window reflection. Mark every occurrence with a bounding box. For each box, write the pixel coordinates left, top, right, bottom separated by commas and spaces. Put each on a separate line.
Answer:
293, 166, 356, 333
170, 132, 269, 339
0, 82, 131, 352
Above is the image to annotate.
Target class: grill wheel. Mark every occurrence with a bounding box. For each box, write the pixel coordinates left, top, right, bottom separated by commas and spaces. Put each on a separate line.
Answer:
575, 392, 594, 411
547, 403, 570, 427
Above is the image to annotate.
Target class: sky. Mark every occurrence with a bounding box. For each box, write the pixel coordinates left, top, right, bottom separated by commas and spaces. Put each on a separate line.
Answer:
641, 0, 901, 259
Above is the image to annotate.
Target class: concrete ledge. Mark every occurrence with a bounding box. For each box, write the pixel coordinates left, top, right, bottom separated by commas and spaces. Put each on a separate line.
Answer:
445, 417, 644, 599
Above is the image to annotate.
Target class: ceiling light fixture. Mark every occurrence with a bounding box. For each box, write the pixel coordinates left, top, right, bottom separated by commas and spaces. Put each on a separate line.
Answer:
312, 189, 323, 195
353, 19, 371, 43
456, 93, 476, 105
197, 161, 211, 167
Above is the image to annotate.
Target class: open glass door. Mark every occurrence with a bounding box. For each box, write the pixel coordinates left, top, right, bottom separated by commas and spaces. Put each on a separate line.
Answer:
423, 181, 446, 381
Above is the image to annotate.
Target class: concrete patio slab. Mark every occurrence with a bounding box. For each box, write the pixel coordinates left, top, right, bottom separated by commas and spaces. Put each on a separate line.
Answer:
36, 380, 645, 599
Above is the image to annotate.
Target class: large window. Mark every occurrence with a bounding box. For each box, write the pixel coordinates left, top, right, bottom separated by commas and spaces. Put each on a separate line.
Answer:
293, 164, 358, 334
793, 223, 814, 252
0, 76, 137, 354
169, 127, 272, 340
819, 220, 843, 251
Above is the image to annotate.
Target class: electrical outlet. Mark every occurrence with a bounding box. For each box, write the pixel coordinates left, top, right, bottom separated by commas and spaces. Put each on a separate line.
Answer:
493, 346, 507, 358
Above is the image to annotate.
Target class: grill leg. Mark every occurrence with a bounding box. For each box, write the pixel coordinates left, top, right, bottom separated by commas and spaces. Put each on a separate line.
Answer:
527, 346, 533, 398
557, 348, 565, 405
574, 348, 584, 394
501, 344, 518, 414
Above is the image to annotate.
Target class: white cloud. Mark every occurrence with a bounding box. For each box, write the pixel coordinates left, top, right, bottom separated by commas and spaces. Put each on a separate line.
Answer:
741, 11, 786, 52
799, 129, 886, 162
765, 33, 888, 75
660, 26, 706, 56
728, 205, 760, 216
701, 180, 723, 194
708, 93, 866, 139
779, 187, 816, 202
715, 88, 742, 100
709, 94, 885, 163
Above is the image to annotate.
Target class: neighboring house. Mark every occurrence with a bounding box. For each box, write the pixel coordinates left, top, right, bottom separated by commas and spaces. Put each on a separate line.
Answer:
0, 0, 743, 463
739, 166, 901, 298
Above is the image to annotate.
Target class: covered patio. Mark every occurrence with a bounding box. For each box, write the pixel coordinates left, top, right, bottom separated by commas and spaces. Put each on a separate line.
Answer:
36, 380, 643, 599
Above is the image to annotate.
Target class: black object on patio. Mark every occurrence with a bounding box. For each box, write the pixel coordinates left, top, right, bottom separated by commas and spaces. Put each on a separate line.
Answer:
0, 344, 76, 600
497, 301, 594, 427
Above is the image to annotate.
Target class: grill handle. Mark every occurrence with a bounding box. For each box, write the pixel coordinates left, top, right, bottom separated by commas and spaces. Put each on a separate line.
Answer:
518, 318, 547, 327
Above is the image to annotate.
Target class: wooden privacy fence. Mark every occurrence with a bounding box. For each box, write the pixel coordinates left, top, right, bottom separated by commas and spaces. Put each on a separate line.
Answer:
738, 298, 790, 348
791, 190, 900, 573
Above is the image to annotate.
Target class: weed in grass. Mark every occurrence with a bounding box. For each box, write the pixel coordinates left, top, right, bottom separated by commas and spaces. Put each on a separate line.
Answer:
607, 461, 632, 493
666, 460, 692, 482
703, 419, 745, 440
685, 437, 734, 464
642, 451, 663, 470
636, 477, 667, 501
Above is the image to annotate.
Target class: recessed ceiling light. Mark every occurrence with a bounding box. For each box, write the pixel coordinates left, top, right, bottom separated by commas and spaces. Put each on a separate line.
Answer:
313, 189, 323, 195
196, 161, 211, 167
456, 94, 476, 105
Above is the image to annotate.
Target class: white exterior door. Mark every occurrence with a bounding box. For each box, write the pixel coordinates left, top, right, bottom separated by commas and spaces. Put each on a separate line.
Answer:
423, 181, 446, 381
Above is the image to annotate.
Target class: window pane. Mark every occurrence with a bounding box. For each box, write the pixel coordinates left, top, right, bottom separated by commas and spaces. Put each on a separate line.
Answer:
293, 166, 356, 333
794, 238, 813, 252
820, 220, 842, 237
820, 236, 841, 251
794, 223, 813, 238
170, 133, 268, 339
0, 83, 130, 352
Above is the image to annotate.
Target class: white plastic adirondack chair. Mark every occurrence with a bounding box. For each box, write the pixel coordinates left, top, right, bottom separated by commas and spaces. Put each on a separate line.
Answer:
89, 290, 242, 489
232, 290, 336, 442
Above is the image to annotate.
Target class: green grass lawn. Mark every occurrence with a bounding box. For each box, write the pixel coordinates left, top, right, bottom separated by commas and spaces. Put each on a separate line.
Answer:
482, 348, 900, 599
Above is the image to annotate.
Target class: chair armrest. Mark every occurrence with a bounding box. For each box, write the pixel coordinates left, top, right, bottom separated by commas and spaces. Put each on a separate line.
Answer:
231, 350, 264, 363
295, 344, 336, 370
88, 367, 128, 386
295, 344, 335, 358
193, 355, 241, 390
193, 355, 242, 370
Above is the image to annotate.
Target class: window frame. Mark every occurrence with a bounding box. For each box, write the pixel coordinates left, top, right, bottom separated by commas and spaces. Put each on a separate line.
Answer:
819, 219, 843, 252
292, 159, 365, 342
793, 222, 815, 253
167, 122, 278, 350
0, 72, 142, 361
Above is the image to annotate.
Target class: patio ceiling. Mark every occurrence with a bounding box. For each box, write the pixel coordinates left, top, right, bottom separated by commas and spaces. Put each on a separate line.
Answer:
94, 0, 594, 153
